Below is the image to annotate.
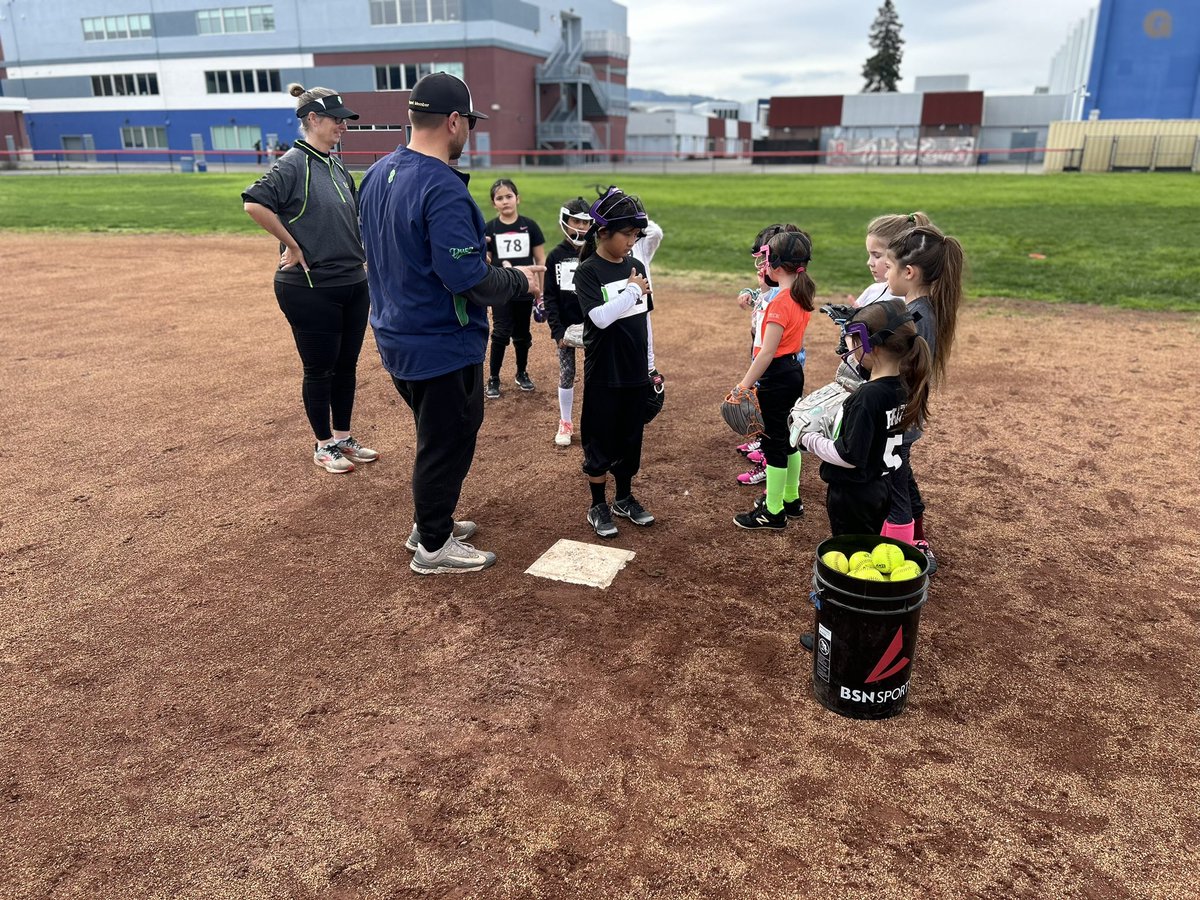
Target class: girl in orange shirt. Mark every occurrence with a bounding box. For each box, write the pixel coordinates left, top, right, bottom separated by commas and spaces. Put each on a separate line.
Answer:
732, 230, 814, 530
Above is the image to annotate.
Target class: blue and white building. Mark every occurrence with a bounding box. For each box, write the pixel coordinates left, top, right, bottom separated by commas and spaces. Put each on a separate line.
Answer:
0, 0, 631, 161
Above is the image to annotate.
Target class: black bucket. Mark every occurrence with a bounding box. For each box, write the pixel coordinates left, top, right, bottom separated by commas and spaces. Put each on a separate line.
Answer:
810, 535, 929, 720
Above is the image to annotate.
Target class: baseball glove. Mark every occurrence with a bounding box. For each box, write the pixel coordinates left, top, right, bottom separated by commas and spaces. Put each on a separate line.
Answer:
644, 368, 665, 424
788, 381, 850, 447
720, 385, 764, 439
563, 323, 584, 348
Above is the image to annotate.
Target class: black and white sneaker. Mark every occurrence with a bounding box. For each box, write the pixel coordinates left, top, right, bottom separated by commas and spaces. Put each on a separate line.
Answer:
760, 492, 804, 519
733, 496, 786, 530
485, 377, 501, 400
612, 494, 655, 526
914, 540, 938, 575
515, 371, 535, 392
587, 502, 618, 538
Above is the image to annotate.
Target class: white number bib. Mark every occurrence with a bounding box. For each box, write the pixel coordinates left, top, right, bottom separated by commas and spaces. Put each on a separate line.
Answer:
557, 259, 578, 292
601, 278, 648, 320
496, 231, 530, 261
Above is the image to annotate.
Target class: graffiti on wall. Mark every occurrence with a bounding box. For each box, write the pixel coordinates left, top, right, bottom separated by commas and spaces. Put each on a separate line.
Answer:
826, 136, 976, 166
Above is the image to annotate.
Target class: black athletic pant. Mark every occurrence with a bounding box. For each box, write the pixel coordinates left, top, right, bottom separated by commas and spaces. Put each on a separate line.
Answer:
826, 479, 890, 537
489, 299, 534, 378
391, 364, 485, 553
275, 279, 370, 443
581, 384, 645, 482
757, 357, 805, 469
886, 441, 925, 525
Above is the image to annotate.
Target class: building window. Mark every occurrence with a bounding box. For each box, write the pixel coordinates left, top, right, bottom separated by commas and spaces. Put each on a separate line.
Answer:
211, 125, 263, 150
197, 5, 274, 34
374, 61, 462, 90
370, 0, 460, 25
121, 126, 168, 149
91, 73, 160, 96
83, 14, 153, 40
205, 69, 282, 94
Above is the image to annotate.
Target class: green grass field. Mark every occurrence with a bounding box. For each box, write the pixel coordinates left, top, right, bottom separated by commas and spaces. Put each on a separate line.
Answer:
1, 171, 1196, 310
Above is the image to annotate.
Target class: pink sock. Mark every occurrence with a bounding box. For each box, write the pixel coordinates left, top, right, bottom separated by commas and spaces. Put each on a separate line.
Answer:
881, 520, 915, 544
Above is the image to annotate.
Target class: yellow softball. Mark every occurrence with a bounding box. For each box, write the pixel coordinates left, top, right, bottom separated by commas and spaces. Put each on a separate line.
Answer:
821, 550, 849, 574
849, 566, 885, 581
871, 542, 906, 574
889, 560, 923, 582
848, 551, 874, 572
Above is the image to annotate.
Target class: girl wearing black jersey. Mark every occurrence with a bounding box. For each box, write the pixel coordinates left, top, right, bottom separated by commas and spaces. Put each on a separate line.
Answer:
543, 197, 592, 446
798, 301, 932, 537
484, 179, 546, 398
574, 187, 659, 538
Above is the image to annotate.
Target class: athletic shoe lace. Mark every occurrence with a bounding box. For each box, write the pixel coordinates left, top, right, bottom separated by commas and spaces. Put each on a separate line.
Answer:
319, 443, 346, 459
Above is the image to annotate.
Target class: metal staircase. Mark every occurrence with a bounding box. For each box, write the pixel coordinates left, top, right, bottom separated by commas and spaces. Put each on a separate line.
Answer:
535, 17, 627, 152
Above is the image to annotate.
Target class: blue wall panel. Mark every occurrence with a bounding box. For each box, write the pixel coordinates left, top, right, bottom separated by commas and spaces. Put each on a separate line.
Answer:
1086, 0, 1200, 119
27, 108, 300, 154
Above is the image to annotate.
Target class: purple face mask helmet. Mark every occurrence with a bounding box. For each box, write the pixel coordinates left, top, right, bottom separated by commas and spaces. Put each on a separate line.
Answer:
588, 186, 648, 239
839, 302, 921, 378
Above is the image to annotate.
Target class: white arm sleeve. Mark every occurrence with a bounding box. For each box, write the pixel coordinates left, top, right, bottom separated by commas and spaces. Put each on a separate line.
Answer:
635, 221, 664, 266
587, 283, 643, 329
800, 431, 853, 467
646, 313, 655, 370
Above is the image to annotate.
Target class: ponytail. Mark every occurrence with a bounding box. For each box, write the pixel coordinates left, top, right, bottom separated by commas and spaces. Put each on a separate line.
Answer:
789, 271, 816, 312
578, 227, 600, 262
897, 334, 933, 433
888, 226, 966, 388
927, 236, 964, 388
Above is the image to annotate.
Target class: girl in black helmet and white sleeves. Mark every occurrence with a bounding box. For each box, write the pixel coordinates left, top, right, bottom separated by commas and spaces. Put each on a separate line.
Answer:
573, 186, 660, 539
242, 83, 376, 474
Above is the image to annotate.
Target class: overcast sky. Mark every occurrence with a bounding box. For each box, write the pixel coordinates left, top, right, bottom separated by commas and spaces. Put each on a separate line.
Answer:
617, 0, 1095, 103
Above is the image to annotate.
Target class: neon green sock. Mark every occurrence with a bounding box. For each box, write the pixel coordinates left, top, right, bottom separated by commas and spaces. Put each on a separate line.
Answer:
765, 465, 787, 514
784, 451, 801, 502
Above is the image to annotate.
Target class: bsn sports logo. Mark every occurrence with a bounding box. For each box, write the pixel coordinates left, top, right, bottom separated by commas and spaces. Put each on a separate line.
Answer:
838, 626, 912, 705
840, 682, 909, 704
864, 626, 909, 683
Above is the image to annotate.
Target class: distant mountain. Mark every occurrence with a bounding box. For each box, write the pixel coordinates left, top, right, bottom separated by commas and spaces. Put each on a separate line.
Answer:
628, 87, 733, 106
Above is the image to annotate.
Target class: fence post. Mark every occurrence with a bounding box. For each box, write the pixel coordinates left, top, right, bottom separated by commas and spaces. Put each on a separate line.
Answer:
1149, 135, 1159, 172
114, 152, 120, 174
1108, 136, 1118, 172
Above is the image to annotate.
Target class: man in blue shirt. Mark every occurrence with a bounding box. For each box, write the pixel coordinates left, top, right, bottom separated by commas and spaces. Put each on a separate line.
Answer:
359, 73, 544, 575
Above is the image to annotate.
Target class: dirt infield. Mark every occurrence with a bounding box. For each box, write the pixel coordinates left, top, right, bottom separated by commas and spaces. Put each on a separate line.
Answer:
2, 233, 1198, 899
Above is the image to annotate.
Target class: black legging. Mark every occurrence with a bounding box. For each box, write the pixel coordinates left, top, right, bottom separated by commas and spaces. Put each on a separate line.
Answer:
274, 279, 370, 443
756, 355, 805, 469
489, 298, 534, 378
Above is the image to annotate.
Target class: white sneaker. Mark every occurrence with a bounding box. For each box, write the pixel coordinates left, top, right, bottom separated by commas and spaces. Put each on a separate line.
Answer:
410, 535, 496, 575
555, 420, 573, 446
336, 435, 378, 463
313, 442, 355, 474
404, 520, 477, 553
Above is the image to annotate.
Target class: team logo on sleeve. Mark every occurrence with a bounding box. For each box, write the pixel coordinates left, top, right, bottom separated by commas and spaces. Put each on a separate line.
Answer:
448, 246, 479, 260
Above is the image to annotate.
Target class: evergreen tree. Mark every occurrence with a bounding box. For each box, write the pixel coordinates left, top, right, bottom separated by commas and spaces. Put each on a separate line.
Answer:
862, 0, 904, 93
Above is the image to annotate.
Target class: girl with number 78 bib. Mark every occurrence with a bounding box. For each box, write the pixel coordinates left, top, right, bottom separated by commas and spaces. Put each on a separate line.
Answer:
483, 178, 546, 399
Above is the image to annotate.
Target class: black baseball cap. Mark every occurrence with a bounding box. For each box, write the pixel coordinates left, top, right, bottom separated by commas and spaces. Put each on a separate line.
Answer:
296, 93, 359, 120
408, 72, 488, 121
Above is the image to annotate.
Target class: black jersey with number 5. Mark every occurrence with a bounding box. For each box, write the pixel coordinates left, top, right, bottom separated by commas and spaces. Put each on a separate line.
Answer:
821, 376, 907, 485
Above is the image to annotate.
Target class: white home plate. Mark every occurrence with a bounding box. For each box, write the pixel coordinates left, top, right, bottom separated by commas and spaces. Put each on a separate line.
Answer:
525, 539, 636, 589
